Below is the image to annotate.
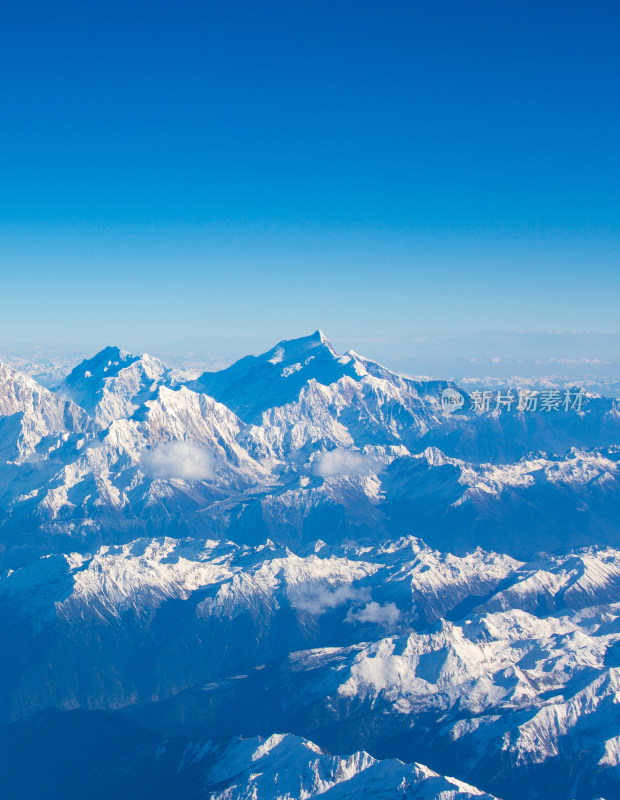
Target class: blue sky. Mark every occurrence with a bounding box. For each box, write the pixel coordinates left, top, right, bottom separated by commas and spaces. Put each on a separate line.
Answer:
0, 1, 618, 368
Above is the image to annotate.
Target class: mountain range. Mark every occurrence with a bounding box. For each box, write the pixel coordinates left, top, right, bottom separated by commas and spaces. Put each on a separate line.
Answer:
0, 330, 618, 799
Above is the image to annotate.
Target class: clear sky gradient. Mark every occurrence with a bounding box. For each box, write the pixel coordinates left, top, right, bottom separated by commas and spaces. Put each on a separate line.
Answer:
0, 1, 618, 365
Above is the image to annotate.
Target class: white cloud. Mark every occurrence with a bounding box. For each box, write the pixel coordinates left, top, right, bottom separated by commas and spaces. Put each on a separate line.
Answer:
291, 583, 371, 616
313, 449, 379, 478
140, 441, 214, 481
346, 601, 401, 627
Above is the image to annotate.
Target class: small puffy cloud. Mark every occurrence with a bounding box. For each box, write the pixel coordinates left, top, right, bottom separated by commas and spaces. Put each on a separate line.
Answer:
291, 583, 371, 616
140, 441, 214, 481
313, 449, 379, 478
346, 601, 401, 627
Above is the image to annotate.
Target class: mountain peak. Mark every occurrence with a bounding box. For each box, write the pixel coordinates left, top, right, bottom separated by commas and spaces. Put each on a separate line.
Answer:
57, 347, 169, 424
188, 331, 354, 422
268, 330, 335, 360
64, 346, 137, 383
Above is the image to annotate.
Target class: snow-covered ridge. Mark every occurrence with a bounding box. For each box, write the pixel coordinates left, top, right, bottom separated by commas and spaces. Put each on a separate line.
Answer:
7, 534, 620, 627
203, 731, 497, 799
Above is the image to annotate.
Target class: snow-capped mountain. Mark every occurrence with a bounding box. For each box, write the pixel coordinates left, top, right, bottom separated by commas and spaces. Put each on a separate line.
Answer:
0, 533, 619, 797
0, 331, 619, 563
57, 345, 174, 424
0, 363, 92, 464
204, 731, 497, 799
0, 708, 497, 800
0, 331, 619, 799
187, 330, 363, 422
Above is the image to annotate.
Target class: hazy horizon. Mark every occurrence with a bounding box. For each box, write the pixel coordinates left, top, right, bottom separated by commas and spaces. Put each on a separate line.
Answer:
2, 329, 619, 394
